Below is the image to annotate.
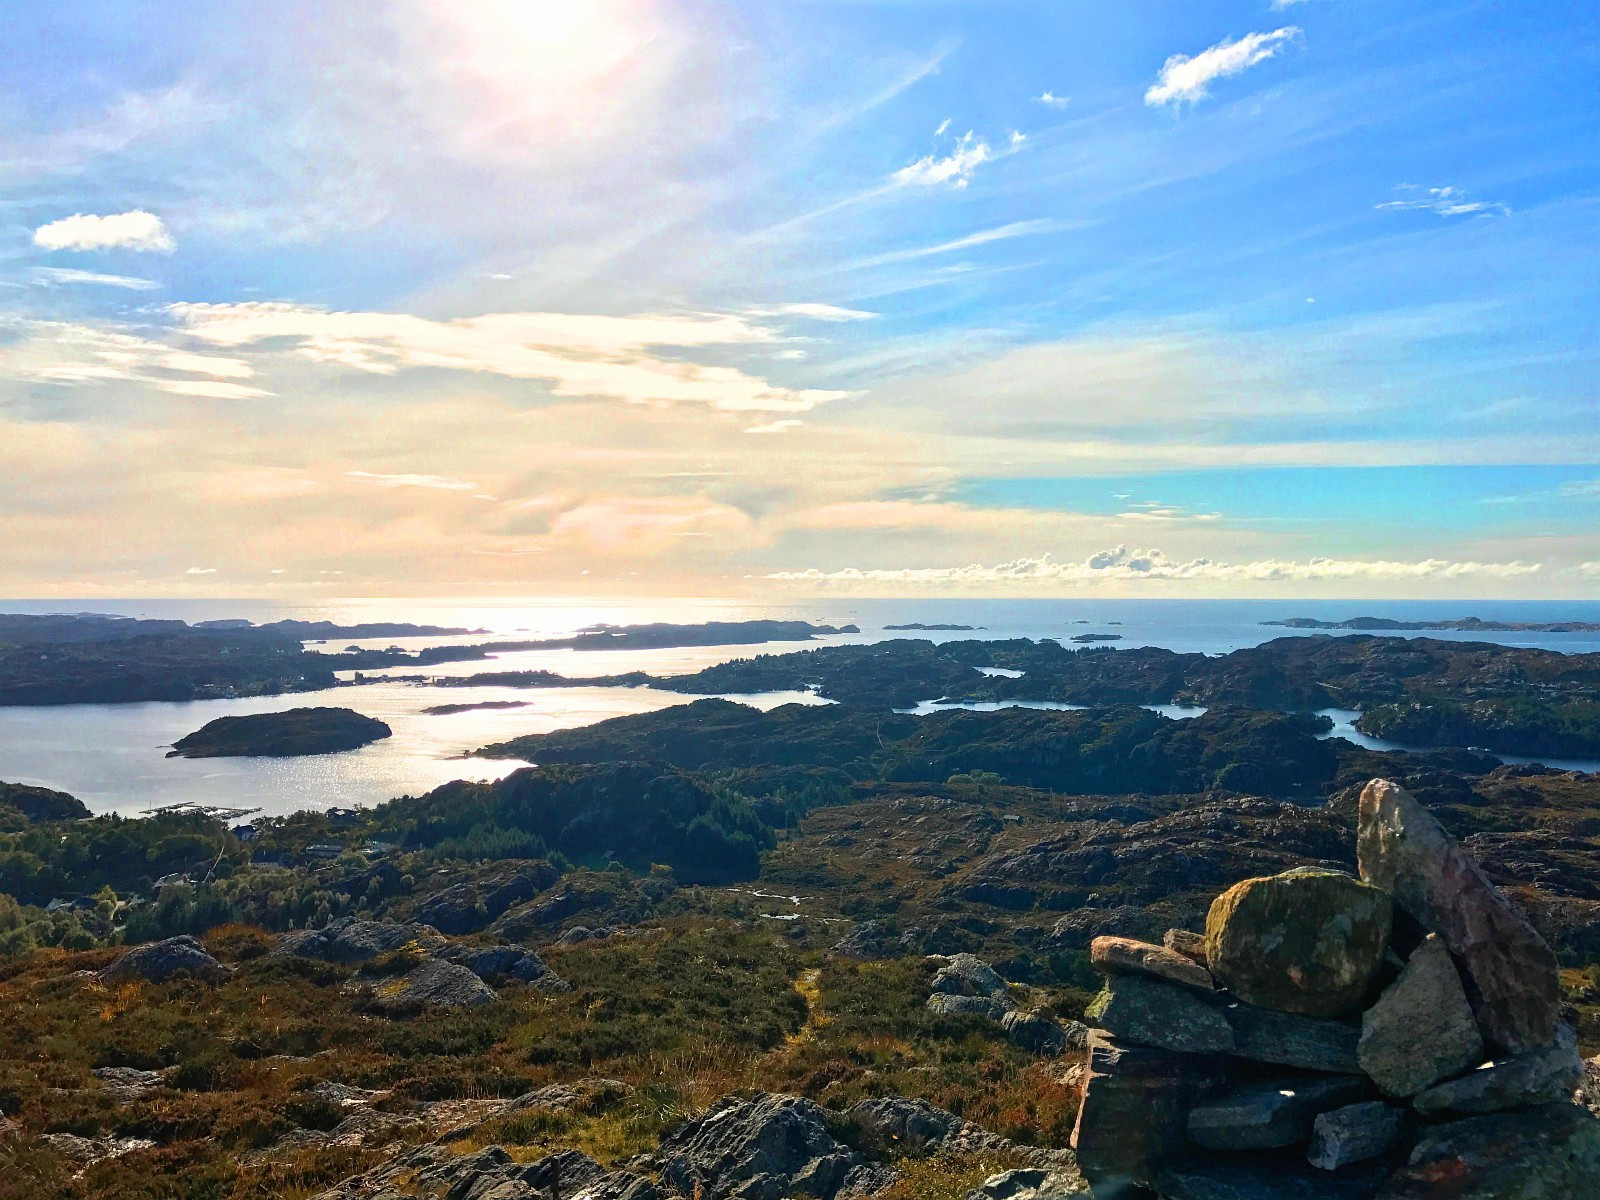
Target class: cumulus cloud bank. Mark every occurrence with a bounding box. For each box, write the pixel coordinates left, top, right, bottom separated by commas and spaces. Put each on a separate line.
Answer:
33, 210, 175, 252
170, 302, 848, 412
1145, 28, 1301, 107
766, 545, 1543, 588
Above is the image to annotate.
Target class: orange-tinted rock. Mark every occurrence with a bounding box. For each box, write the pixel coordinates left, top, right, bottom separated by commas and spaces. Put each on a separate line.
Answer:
1091, 935, 1215, 991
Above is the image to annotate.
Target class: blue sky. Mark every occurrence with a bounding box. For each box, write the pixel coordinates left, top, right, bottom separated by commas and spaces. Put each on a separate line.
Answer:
0, 1, 1596, 597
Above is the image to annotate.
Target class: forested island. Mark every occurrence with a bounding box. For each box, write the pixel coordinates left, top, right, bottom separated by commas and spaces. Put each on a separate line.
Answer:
167, 707, 393, 758
0, 615, 858, 707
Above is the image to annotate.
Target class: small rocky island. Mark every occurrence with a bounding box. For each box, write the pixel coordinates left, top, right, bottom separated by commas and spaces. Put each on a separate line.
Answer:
166, 707, 393, 758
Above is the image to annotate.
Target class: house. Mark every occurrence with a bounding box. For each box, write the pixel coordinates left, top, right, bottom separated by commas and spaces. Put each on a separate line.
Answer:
231, 823, 258, 842
325, 808, 361, 829
303, 843, 344, 860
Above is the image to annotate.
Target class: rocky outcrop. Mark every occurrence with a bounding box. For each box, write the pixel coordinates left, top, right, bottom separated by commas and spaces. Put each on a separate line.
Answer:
274, 916, 444, 963
364, 959, 496, 1013
847, 1097, 1077, 1172
1085, 974, 1234, 1055
1357, 778, 1562, 1053
1205, 868, 1392, 1019
657, 1093, 896, 1200
413, 863, 559, 934
100, 935, 229, 984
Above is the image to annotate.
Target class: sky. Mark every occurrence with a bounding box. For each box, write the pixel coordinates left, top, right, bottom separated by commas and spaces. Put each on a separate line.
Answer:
1, 0, 1597, 600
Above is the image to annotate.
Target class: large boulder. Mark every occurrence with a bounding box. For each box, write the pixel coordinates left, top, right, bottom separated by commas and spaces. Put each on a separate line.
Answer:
1085, 974, 1234, 1054
100, 935, 229, 984
1357, 779, 1562, 1053
1071, 1032, 1225, 1191
367, 959, 496, 1014
1378, 1103, 1600, 1198
1205, 868, 1392, 1019
1358, 935, 1483, 1097
930, 953, 1010, 999
1157, 1155, 1393, 1199
658, 1093, 895, 1200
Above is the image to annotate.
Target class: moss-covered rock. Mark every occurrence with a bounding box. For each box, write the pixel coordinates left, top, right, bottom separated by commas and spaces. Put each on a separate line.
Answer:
1204, 868, 1392, 1019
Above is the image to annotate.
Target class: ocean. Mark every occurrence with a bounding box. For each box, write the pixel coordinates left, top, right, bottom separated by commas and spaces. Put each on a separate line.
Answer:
3, 597, 1599, 817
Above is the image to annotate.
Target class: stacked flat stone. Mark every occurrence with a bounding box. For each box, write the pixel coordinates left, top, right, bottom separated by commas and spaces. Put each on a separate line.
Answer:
1068, 779, 1600, 1199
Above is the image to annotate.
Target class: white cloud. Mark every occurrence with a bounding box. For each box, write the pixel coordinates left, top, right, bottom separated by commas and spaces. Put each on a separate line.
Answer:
348, 470, 479, 491
934, 118, 951, 136
745, 419, 802, 435
1036, 92, 1070, 108
1009, 130, 1027, 147
184, 566, 217, 575
32, 267, 159, 291
1576, 562, 1600, 579
749, 303, 877, 322
767, 545, 1542, 588
891, 131, 992, 189
171, 302, 849, 413
1145, 27, 1301, 108
33, 210, 175, 253
1376, 185, 1510, 218
1271, 0, 1313, 8
155, 379, 270, 399
0, 319, 272, 397
1116, 503, 1221, 522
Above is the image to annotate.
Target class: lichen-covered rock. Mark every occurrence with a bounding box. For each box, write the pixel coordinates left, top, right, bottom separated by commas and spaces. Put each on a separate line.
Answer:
930, 953, 1010, 999
1358, 935, 1483, 1097
658, 1093, 895, 1200
274, 916, 444, 964
368, 959, 496, 1013
1357, 778, 1562, 1053
437, 943, 570, 990
1205, 868, 1392, 1019
1412, 1024, 1584, 1115
1187, 1075, 1369, 1151
1090, 936, 1215, 992
1307, 1101, 1409, 1171
1085, 973, 1235, 1054
1224, 1003, 1361, 1074
1000, 1009, 1068, 1056
100, 935, 229, 984
1071, 1032, 1225, 1190
927, 993, 1014, 1022
1378, 1103, 1600, 1198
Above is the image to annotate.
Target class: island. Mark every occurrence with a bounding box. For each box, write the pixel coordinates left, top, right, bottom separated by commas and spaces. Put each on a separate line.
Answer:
883, 623, 977, 631
1069, 633, 1123, 643
0, 614, 863, 706
166, 707, 393, 758
1265, 615, 1600, 633
421, 700, 534, 716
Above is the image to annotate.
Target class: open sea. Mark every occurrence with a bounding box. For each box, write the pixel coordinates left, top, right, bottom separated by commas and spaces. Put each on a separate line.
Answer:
3, 597, 1599, 817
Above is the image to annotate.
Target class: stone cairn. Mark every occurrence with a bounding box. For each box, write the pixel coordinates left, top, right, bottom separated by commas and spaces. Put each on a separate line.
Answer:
1068, 779, 1600, 1199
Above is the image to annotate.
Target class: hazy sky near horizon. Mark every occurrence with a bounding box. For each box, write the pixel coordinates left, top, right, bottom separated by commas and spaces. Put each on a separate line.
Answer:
2, 0, 1597, 599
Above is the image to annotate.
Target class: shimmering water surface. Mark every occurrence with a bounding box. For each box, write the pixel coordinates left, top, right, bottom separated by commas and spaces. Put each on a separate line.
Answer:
2, 597, 1598, 816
